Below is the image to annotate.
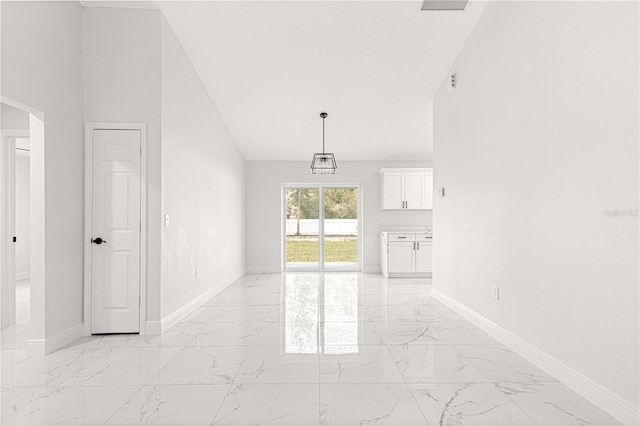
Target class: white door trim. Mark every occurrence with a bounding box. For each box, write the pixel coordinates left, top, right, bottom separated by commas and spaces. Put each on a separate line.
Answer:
2, 129, 30, 138
83, 122, 147, 336
0, 136, 17, 328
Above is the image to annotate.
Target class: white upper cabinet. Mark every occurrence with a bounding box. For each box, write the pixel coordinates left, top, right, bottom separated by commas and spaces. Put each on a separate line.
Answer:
381, 172, 405, 210
379, 168, 433, 210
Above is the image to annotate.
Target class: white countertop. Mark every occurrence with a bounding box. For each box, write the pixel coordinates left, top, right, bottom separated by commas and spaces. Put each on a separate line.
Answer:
380, 225, 431, 233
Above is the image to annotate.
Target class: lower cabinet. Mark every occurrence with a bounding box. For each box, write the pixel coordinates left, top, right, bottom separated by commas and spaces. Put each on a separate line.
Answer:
381, 232, 432, 278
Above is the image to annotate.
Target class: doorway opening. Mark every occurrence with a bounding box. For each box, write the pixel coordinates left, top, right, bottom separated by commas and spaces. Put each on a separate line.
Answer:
283, 185, 361, 272
14, 137, 30, 327
1, 98, 44, 353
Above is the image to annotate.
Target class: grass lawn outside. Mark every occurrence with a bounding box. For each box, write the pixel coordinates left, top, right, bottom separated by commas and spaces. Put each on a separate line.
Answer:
286, 237, 357, 263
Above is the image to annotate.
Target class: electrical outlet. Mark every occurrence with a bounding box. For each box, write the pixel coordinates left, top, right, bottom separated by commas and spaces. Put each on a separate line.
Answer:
195, 269, 199, 280
492, 286, 500, 300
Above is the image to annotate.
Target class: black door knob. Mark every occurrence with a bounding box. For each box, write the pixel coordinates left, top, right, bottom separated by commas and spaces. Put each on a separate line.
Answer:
91, 237, 106, 245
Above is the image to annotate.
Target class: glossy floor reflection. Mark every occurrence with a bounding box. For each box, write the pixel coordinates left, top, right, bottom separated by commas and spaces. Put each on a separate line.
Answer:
1, 273, 622, 425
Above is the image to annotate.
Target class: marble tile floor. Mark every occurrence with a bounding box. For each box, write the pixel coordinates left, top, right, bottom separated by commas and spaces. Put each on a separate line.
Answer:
0, 273, 622, 425
1, 279, 31, 353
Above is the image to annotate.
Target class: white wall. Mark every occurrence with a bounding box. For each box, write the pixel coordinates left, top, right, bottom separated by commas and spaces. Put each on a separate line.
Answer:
83, 7, 163, 324
15, 154, 29, 277
1, 103, 29, 130
246, 161, 431, 272
2, 1, 84, 342
433, 0, 639, 419
160, 17, 246, 319
83, 7, 247, 328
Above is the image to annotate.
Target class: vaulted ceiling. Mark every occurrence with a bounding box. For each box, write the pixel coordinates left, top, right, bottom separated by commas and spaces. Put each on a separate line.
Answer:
89, 1, 488, 161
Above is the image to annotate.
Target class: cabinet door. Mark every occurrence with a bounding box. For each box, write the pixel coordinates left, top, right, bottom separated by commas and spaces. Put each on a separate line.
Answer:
404, 171, 425, 210
381, 172, 404, 209
415, 240, 433, 273
423, 170, 433, 210
388, 242, 415, 273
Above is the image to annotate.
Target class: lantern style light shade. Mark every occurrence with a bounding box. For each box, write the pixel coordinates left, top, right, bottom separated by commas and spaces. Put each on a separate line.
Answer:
311, 112, 337, 174
311, 153, 337, 174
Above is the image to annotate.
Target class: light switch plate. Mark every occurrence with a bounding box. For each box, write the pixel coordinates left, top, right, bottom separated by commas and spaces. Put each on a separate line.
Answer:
164, 214, 170, 226
492, 286, 500, 300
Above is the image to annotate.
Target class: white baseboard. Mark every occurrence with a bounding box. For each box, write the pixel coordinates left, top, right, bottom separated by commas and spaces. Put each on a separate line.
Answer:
28, 323, 83, 354
388, 272, 431, 278
160, 274, 241, 333
432, 289, 640, 426
27, 338, 45, 355
15, 271, 29, 281
145, 321, 161, 336
245, 266, 282, 274
247, 266, 383, 274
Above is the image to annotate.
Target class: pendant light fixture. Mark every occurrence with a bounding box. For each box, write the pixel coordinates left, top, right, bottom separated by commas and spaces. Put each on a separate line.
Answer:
311, 112, 337, 174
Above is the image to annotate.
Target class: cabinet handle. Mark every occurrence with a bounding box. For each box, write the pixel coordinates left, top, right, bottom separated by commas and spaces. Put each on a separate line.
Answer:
417, 242, 420, 250
406, 201, 408, 209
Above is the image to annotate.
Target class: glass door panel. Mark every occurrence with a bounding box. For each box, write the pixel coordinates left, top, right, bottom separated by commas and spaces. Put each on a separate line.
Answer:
285, 188, 320, 270
323, 187, 358, 271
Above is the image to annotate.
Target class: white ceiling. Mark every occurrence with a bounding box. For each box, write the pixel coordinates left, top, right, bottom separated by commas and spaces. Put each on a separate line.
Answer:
88, 1, 488, 161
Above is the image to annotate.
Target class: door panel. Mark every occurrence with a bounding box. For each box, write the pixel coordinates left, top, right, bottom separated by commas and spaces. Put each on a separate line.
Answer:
91, 129, 141, 334
323, 187, 358, 271
285, 188, 320, 270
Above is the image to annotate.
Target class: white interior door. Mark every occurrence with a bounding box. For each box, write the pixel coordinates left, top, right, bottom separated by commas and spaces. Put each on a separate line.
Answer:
91, 129, 141, 334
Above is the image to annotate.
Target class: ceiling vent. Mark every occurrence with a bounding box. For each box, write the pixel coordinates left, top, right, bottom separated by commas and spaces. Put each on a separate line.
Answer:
421, 0, 469, 11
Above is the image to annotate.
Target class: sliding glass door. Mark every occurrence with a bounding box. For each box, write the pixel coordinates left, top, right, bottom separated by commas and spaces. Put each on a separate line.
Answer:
284, 185, 360, 271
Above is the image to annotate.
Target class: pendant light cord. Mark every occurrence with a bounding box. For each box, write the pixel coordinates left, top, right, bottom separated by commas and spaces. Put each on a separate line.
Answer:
322, 116, 325, 154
